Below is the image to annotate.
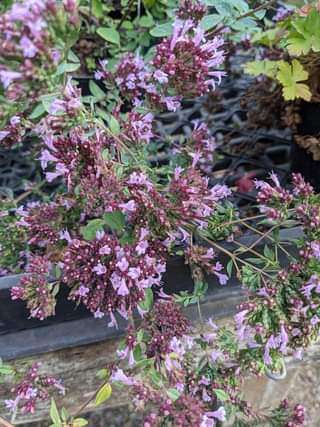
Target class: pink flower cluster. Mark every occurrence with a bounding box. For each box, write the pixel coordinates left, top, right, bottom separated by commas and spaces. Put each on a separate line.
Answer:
11, 256, 56, 320
186, 246, 228, 285
168, 167, 231, 228
62, 230, 167, 325
122, 112, 154, 145
174, 121, 217, 173
0, 0, 79, 145
96, 18, 225, 112
5, 363, 64, 414
235, 174, 320, 369
177, 0, 208, 23
152, 20, 225, 98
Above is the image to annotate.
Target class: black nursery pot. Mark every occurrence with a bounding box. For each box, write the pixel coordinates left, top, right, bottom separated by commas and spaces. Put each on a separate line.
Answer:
291, 101, 320, 191
0, 227, 302, 360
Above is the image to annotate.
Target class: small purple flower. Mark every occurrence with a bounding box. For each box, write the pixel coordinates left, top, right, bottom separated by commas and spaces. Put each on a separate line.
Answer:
99, 245, 111, 255
0, 70, 22, 88
163, 96, 181, 112
10, 115, 21, 125
154, 69, 169, 84
136, 240, 149, 256
39, 149, 58, 169
203, 407, 226, 424
110, 368, 134, 385
116, 257, 129, 272
77, 285, 90, 297
94, 309, 105, 319
119, 200, 136, 213
45, 162, 68, 182
311, 241, 320, 259
49, 99, 65, 115
20, 35, 38, 58
59, 229, 72, 244
5, 398, 19, 412
128, 267, 141, 280
280, 324, 288, 353
210, 350, 221, 362
93, 262, 107, 275
96, 230, 105, 240
117, 280, 129, 296
0, 131, 10, 141
311, 315, 320, 326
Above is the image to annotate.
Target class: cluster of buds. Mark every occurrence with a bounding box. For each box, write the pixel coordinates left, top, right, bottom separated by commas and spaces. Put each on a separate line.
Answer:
141, 300, 190, 358
5, 363, 64, 414
177, 0, 208, 23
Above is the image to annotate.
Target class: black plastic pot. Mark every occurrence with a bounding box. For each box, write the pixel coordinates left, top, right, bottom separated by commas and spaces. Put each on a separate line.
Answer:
291, 102, 320, 191
0, 227, 302, 361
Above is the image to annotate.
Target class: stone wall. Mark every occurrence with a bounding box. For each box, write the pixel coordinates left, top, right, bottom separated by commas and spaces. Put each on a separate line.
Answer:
1, 326, 320, 426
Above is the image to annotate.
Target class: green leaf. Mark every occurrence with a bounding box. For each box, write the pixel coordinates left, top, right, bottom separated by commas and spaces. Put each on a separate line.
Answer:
108, 115, 120, 135
89, 81, 106, 101
80, 219, 105, 241
193, 281, 208, 298
97, 27, 120, 45
97, 108, 109, 121
150, 368, 163, 387
92, 0, 103, 18
244, 60, 278, 78
287, 10, 320, 55
103, 211, 125, 232
122, 20, 134, 30
29, 103, 46, 119
56, 62, 80, 75
143, 0, 156, 8
0, 364, 14, 376
139, 14, 154, 28
138, 288, 154, 312
226, 260, 233, 277
227, 0, 249, 13
95, 383, 112, 406
50, 399, 61, 426
40, 93, 59, 113
214, 389, 229, 401
200, 14, 224, 31
73, 419, 88, 427
68, 50, 80, 64
276, 60, 311, 101
119, 230, 135, 245
231, 17, 257, 32
61, 407, 69, 422
96, 368, 109, 380
150, 22, 173, 37
287, 36, 312, 56
254, 9, 266, 19
167, 388, 181, 401
215, 1, 233, 17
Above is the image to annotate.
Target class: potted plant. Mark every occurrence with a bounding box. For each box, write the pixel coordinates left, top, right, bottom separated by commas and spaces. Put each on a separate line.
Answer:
0, 1, 319, 426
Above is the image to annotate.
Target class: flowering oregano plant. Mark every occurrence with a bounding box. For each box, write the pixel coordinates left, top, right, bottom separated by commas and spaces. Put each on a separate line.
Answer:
1, 1, 318, 426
